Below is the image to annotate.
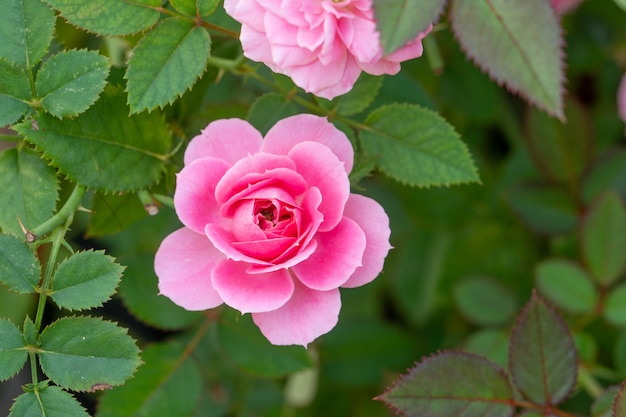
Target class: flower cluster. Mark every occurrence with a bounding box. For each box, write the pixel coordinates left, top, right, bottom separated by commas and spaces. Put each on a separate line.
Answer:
155, 115, 391, 346
223, 0, 431, 99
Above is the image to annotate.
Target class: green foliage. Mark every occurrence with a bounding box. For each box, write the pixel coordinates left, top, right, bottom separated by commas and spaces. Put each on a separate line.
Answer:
360, 104, 479, 187
0, 234, 41, 294
126, 18, 211, 113
9, 386, 89, 417
247, 93, 298, 135
450, 0, 564, 118
0, 58, 31, 127
38, 316, 140, 391
535, 259, 598, 314
15, 87, 171, 192
453, 276, 517, 326
331, 73, 384, 117
50, 250, 124, 310
615, 383, 626, 417
170, 0, 221, 17
0, 319, 27, 381
86, 192, 148, 238
604, 284, 626, 327
36, 50, 110, 118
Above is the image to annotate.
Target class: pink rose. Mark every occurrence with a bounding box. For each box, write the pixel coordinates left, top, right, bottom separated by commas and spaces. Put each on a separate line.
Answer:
223, 0, 431, 99
550, 0, 583, 14
619, 74, 626, 129
154, 114, 392, 346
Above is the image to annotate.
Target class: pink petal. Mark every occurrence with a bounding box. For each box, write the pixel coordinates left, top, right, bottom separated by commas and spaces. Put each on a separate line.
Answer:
252, 280, 341, 346
211, 259, 294, 313
205, 224, 272, 266
312, 55, 362, 99
155, 227, 224, 311
240, 25, 277, 69
262, 114, 354, 174
618, 74, 626, 126
184, 119, 263, 166
174, 158, 230, 234
288, 141, 350, 231
292, 216, 365, 290
341, 194, 392, 288
224, 0, 267, 32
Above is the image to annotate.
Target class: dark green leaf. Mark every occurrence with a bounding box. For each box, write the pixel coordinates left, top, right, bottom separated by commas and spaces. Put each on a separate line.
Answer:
14, 86, 171, 192
582, 149, 626, 203
0, 147, 59, 236
218, 312, 312, 378
247, 93, 298, 135
0, 319, 27, 381
509, 292, 577, 405
36, 49, 109, 118
581, 192, 626, 286
373, 0, 444, 54
9, 386, 89, 417
463, 329, 510, 368
170, 0, 220, 16
0, 234, 41, 294
332, 73, 383, 116
0, 58, 31, 127
1, 0, 55, 67
360, 104, 479, 187
377, 351, 514, 417
23, 316, 36, 346
591, 385, 620, 417
39, 316, 140, 391
614, 382, 626, 417
453, 276, 517, 326
604, 284, 626, 327
97, 342, 202, 417
86, 192, 148, 238
451, 0, 564, 119
535, 259, 597, 314
43, 0, 160, 36
126, 18, 210, 113
50, 250, 124, 310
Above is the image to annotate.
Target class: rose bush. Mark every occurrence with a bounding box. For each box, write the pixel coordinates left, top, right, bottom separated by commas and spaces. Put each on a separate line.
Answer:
223, 0, 431, 99
154, 114, 392, 346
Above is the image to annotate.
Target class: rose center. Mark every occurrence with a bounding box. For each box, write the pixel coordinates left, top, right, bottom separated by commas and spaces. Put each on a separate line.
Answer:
253, 200, 296, 235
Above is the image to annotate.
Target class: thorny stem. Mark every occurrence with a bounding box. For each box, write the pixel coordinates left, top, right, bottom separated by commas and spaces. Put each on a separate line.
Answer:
28, 185, 85, 242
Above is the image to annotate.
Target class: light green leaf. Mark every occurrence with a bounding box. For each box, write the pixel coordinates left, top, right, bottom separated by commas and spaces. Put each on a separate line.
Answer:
50, 250, 124, 310
451, 0, 564, 119
0, 319, 27, 381
377, 351, 514, 417
604, 284, 626, 327
535, 259, 597, 314
97, 342, 202, 417
39, 316, 140, 392
360, 104, 479, 187
247, 93, 298, 135
126, 17, 211, 113
0, 234, 40, 294
0, 0, 55, 67
9, 386, 89, 417
332, 73, 383, 117
372, 0, 445, 54
170, 0, 220, 16
0, 147, 59, 236
14, 86, 171, 192
581, 192, 626, 286
453, 276, 517, 326
43, 0, 160, 36
36, 49, 109, 118
0, 58, 31, 127
615, 0, 626, 12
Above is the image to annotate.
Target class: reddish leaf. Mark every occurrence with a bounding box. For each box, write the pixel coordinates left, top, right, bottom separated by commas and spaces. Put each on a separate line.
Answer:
509, 291, 577, 406
613, 381, 626, 417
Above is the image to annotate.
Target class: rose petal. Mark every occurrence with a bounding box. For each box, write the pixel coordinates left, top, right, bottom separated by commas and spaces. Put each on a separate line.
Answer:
341, 194, 392, 288
211, 259, 294, 313
292, 216, 366, 291
184, 119, 263, 166
262, 114, 354, 174
205, 224, 271, 265
252, 280, 341, 346
175, 158, 230, 233
618, 74, 626, 126
155, 227, 224, 311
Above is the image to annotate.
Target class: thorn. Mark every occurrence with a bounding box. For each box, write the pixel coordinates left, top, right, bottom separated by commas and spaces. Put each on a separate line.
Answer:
76, 205, 94, 214
17, 216, 36, 243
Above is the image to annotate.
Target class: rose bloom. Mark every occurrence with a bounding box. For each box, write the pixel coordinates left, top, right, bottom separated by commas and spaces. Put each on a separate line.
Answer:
550, 0, 583, 14
154, 114, 391, 346
223, 0, 431, 100
619, 74, 626, 129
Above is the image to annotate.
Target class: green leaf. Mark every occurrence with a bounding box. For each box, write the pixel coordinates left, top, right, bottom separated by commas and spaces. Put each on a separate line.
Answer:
372, 0, 445, 54
126, 17, 211, 114
463, 329, 510, 368
332, 73, 383, 116
591, 385, 620, 417
0, 234, 41, 294
535, 259, 597, 315
39, 316, 140, 391
86, 192, 148, 237
218, 312, 312, 378
0, 319, 27, 381
14, 86, 171, 192
453, 276, 517, 326
9, 386, 89, 417
0, 58, 31, 127
377, 351, 514, 417
43, 0, 160, 36
581, 192, 626, 286
23, 316, 36, 346
0, 0, 55, 67
360, 104, 479, 187
604, 284, 626, 327
170, 0, 220, 16
97, 342, 202, 417
614, 382, 626, 417
614, 0, 626, 12
450, 0, 564, 119
509, 292, 577, 405
247, 93, 298, 135
582, 149, 626, 203
50, 250, 124, 310
36, 49, 109, 118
